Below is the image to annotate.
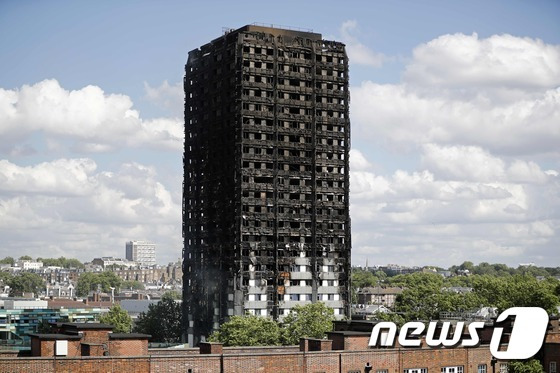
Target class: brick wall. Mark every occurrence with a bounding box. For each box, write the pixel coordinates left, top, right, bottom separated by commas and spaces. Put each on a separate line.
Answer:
81, 344, 105, 357
0, 356, 150, 373
467, 346, 493, 372
341, 349, 399, 373
81, 330, 112, 344
31, 339, 81, 357
224, 352, 305, 373
110, 339, 148, 356
0, 343, 556, 373
303, 351, 340, 372
149, 347, 200, 355
543, 344, 560, 373
401, 347, 468, 371
150, 355, 221, 372
345, 335, 371, 351
46, 340, 81, 357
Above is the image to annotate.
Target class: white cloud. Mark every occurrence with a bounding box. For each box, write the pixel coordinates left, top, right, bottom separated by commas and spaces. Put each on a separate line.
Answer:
350, 148, 559, 267
0, 158, 182, 263
352, 82, 560, 156
404, 33, 560, 90
351, 34, 560, 157
0, 158, 97, 196
0, 79, 183, 154
143, 80, 184, 117
340, 20, 386, 68
350, 149, 373, 171
421, 144, 506, 182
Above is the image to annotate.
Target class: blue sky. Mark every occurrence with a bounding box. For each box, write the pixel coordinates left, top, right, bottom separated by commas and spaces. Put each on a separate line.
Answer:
0, 0, 559, 267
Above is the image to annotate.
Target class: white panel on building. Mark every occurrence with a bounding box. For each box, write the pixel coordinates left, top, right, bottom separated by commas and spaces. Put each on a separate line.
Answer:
55, 340, 68, 356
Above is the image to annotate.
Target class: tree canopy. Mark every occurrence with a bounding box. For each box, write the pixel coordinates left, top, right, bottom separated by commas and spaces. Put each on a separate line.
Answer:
0, 257, 15, 266
208, 302, 336, 347
389, 272, 560, 321
8, 272, 44, 296
209, 315, 281, 346
351, 269, 379, 289
134, 297, 182, 343
121, 280, 145, 290
37, 256, 84, 269
281, 302, 335, 344
0, 271, 12, 284
99, 304, 133, 333
76, 272, 122, 297
508, 359, 545, 373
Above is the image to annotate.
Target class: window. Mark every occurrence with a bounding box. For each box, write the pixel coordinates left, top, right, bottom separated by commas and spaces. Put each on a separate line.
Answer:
551, 362, 557, 373
441, 367, 463, 373
404, 369, 427, 373
478, 365, 487, 373
377, 370, 389, 373
499, 364, 508, 373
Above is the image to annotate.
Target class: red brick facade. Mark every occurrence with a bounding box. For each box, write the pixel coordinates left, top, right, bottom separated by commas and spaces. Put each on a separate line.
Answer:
2, 318, 559, 372
1, 343, 558, 373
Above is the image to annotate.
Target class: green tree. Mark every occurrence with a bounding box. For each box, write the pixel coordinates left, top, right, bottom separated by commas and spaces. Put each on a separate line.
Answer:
508, 359, 545, 373
38, 257, 85, 269
0, 257, 15, 266
351, 269, 379, 289
121, 280, 145, 290
8, 272, 44, 296
97, 271, 122, 292
134, 298, 182, 343
77, 272, 95, 296
472, 275, 559, 314
281, 302, 335, 345
387, 272, 444, 288
208, 315, 281, 346
0, 271, 12, 284
18, 255, 33, 261
77, 272, 123, 297
393, 272, 484, 321
371, 311, 406, 327
99, 304, 133, 333
374, 270, 388, 282
162, 290, 181, 300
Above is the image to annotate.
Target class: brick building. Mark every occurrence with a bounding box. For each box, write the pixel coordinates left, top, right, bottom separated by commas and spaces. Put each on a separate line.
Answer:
28, 323, 150, 358
0, 317, 558, 372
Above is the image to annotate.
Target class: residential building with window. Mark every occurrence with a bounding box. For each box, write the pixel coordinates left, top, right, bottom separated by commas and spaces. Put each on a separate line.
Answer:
183, 24, 351, 346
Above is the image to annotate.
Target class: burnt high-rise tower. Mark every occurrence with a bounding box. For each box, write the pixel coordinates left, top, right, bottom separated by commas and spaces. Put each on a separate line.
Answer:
183, 24, 351, 346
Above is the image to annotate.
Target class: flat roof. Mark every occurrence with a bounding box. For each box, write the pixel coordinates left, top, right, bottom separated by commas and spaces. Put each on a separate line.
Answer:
109, 333, 151, 340
61, 322, 114, 330
236, 24, 322, 40
28, 333, 82, 340
327, 331, 372, 336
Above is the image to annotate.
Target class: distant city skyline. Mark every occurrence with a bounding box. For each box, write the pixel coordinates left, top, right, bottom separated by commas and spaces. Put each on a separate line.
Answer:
0, 1, 559, 267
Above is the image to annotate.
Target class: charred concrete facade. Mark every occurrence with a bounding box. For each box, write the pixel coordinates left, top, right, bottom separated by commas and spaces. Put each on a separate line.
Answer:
183, 24, 351, 346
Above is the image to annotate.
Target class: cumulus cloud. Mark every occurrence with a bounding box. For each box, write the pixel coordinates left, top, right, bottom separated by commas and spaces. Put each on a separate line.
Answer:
352, 82, 560, 156
340, 20, 386, 68
404, 33, 560, 90
144, 80, 184, 117
0, 79, 183, 154
350, 149, 374, 171
351, 34, 560, 156
348, 33, 560, 266
350, 148, 559, 266
0, 158, 182, 263
0, 158, 97, 196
